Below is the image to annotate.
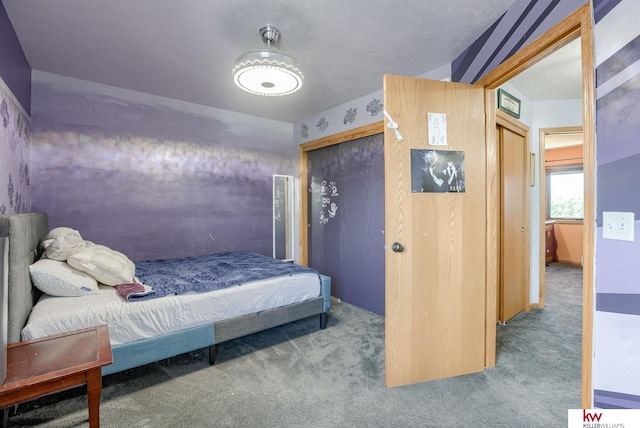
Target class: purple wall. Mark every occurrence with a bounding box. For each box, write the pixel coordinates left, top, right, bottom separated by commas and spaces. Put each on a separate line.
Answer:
592, 0, 640, 408
0, 3, 30, 115
0, 3, 31, 215
29, 72, 295, 261
308, 134, 385, 315
0, 83, 30, 215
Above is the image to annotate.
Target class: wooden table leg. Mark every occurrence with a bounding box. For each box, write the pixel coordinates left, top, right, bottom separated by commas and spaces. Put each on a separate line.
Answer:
86, 368, 103, 428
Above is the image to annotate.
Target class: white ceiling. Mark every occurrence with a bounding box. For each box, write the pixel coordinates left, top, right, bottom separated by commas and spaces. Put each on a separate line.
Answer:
3, 0, 526, 123
508, 37, 582, 101
545, 132, 583, 149
509, 37, 584, 148
3, 0, 581, 124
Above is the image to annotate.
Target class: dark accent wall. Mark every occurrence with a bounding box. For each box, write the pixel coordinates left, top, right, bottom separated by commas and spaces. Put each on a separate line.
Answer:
30, 73, 295, 261
0, 3, 30, 114
308, 134, 385, 315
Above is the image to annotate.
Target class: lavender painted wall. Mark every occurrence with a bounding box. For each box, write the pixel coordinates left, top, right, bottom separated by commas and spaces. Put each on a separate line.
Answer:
30, 71, 295, 261
592, 0, 640, 409
308, 134, 385, 315
0, 81, 30, 215
0, 3, 30, 115
0, 3, 31, 216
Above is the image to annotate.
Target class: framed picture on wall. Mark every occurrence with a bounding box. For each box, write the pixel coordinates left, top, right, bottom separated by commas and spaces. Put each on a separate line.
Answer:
497, 88, 521, 119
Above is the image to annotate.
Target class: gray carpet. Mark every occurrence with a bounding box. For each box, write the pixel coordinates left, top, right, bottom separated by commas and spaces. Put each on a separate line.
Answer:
7, 263, 582, 427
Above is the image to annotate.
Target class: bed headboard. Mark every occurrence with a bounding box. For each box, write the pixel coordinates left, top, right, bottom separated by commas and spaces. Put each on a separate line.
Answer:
0, 213, 48, 343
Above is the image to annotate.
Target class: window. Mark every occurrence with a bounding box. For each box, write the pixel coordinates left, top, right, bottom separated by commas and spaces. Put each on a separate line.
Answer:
547, 168, 583, 220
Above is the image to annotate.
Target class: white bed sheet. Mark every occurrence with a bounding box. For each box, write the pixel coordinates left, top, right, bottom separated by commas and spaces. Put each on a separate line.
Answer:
21, 272, 320, 345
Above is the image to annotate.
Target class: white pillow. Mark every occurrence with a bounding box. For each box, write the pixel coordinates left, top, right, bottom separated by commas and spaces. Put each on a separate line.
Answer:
42, 227, 86, 261
29, 259, 99, 297
67, 243, 135, 286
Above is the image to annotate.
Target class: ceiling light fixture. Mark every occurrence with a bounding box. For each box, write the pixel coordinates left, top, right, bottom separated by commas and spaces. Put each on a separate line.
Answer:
232, 25, 303, 96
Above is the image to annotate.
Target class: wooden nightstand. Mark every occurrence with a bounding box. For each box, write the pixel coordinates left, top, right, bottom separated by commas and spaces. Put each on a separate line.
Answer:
0, 325, 113, 427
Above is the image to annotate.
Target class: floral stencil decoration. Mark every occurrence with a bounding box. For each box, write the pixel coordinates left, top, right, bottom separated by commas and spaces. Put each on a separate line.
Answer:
317, 117, 329, 132
0, 85, 30, 214
17, 114, 28, 139
344, 107, 358, 125
366, 98, 383, 117
23, 164, 30, 186
0, 98, 9, 129
7, 174, 14, 207
300, 123, 309, 139
14, 191, 21, 213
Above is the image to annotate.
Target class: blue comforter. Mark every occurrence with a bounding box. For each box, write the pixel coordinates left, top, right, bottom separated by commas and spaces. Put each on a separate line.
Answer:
127, 251, 319, 301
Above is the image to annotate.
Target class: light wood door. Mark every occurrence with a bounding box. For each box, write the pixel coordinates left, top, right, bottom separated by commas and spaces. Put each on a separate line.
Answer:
384, 75, 486, 387
499, 126, 528, 322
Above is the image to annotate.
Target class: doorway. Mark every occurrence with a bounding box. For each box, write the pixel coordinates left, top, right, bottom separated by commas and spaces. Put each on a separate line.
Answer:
477, 3, 594, 407
538, 127, 584, 307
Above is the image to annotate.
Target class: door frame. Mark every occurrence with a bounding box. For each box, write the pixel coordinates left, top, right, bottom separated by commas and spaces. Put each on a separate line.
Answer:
538, 125, 584, 308
476, 3, 594, 407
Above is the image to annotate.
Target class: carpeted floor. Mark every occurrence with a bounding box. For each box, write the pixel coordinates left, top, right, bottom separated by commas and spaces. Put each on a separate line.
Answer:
7, 262, 582, 427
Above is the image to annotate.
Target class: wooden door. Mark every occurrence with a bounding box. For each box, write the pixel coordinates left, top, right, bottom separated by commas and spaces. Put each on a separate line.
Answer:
499, 126, 528, 322
384, 75, 486, 387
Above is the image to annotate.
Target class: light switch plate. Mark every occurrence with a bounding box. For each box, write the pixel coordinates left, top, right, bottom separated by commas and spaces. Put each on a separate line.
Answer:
603, 211, 635, 241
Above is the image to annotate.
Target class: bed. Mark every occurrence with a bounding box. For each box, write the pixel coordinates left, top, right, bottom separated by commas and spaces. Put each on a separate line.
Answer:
0, 212, 331, 376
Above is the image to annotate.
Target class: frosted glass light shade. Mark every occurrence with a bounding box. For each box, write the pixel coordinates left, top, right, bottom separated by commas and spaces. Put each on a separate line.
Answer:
232, 50, 303, 96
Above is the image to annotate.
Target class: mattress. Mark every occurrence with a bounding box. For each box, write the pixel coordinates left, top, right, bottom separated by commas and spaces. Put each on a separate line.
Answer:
21, 272, 320, 345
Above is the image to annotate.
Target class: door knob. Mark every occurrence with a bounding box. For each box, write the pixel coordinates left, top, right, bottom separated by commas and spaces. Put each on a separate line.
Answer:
391, 242, 404, 253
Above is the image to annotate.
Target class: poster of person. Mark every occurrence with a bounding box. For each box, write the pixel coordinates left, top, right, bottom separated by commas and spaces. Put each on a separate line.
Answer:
411, 149, 465, 193
428, 112, 447, 146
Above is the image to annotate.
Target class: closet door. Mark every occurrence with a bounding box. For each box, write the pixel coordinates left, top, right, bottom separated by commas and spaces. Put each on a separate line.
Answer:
499, 125, 528, 322
307, 134, 385, 315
